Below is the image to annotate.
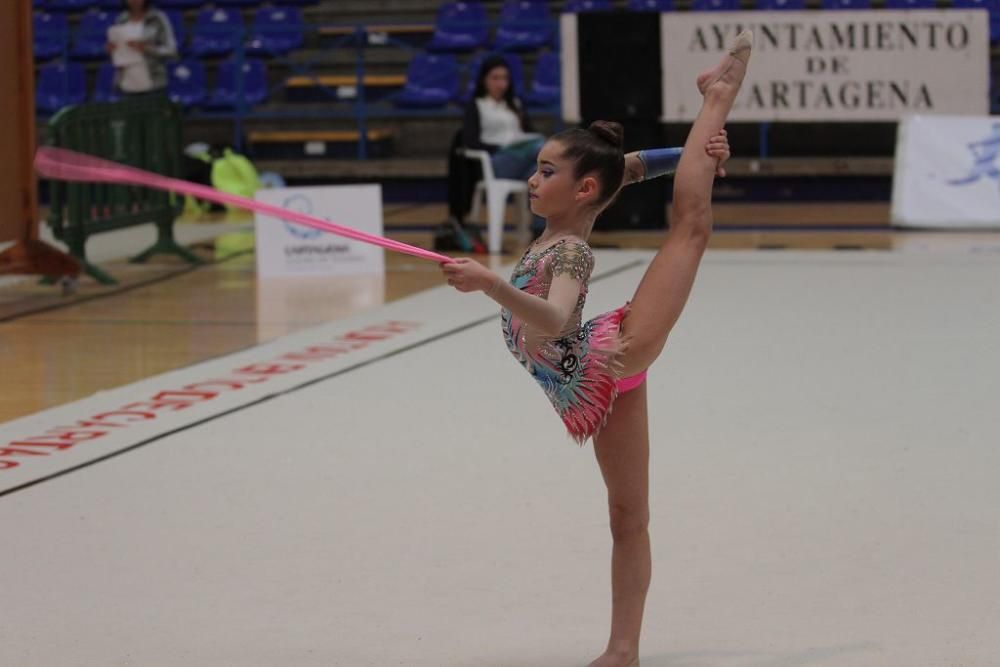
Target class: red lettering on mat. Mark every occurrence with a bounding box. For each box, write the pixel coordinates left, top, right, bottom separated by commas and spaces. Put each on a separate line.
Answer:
1, 321, 421, 474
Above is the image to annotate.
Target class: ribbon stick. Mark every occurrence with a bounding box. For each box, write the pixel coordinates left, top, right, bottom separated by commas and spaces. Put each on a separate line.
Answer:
34, 146, 454, 264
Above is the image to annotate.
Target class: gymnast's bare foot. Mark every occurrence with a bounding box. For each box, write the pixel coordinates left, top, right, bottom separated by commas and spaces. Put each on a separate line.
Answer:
586, 647, 639, 667
696, 29, 753, 98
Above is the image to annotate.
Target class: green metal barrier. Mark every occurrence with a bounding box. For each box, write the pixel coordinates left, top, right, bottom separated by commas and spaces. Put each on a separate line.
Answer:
45, 96, 199, 285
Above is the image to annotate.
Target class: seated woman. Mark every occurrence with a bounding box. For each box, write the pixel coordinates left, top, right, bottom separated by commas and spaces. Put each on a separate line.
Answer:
458, 55, 545, 240
462, 55, 545, 182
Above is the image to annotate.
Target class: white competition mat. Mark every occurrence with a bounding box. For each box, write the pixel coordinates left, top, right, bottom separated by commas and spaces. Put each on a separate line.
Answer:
3, 250, 999, 666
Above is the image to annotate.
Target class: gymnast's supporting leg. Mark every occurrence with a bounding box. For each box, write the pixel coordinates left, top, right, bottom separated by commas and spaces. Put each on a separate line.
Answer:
588, 383, 650, 667
586, 32, 754, 667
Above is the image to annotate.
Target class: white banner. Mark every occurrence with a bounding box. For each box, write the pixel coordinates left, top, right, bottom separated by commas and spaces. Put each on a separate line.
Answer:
660, 11, 990, 122
254, 185, 384, 278
891, 114, 1000, 228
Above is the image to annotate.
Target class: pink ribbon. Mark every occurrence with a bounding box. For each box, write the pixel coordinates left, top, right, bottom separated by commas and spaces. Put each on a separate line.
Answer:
34, 146, 454, 264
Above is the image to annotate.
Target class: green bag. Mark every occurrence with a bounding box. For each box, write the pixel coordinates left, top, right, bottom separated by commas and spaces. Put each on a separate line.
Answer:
211, 148, 262, 211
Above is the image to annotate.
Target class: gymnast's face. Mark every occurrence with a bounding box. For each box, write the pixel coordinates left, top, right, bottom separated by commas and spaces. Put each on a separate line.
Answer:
528, 140, 600, 218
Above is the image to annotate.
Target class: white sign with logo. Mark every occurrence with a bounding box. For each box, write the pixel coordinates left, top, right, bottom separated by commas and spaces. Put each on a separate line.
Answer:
660, 11, 990, 122
254, 185, 384, 277
892, 114, 1000, 229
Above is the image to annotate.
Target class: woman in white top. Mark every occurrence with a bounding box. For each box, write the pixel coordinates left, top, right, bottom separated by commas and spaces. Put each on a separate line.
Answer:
106, 0, 177, 96
461, 55, 544, 181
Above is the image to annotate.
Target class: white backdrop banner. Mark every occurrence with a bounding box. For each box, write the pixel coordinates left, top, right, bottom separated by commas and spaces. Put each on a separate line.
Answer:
660, 11, 990, 122
254, 185, 384, 277
891, 115, 1000, 228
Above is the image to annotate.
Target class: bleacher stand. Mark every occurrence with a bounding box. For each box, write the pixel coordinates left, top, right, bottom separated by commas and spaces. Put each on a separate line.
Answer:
884, 0, 937, 7
523, 50, 560, 107
205, 59, 268, 109
216, 0, 263, 8
626, 0, 675, 9
564, 0, 614, 11
246, 6, 305, 57
395, 53, 460, 108
691, 0, 742, 10
494, 1, 555, 52
157, 0, 204, 9
163, 10, 187, 55
91, 62, 120, 103
26, 0, 1000, 187
36, 61, 87, 114
70, 9, 115, 61
189, 7, 243, 58
33, 12, 68, 61
757, 0, 806, 9
45, 0, 92, 11
428, 2, 490, 53
820, 0, 873, 9
167, 60, 208, 108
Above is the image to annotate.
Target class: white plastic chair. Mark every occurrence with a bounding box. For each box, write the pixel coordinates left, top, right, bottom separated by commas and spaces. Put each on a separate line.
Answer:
458, 148, 532, 254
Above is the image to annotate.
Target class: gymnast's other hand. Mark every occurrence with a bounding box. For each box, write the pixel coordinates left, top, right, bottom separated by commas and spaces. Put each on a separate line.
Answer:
441, 257, 500, 294
707, 128, 730, 177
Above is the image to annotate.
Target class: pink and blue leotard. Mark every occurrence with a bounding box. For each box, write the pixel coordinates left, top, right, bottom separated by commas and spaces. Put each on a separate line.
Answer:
501, 238, 645, 444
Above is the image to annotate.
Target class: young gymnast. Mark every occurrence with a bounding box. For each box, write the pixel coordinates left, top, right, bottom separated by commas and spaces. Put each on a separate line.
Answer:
442, 31, 753, 667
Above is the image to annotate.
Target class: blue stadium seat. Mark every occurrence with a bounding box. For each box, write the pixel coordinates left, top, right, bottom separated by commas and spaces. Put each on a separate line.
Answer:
427, 2, 490, 53
216, 0, 262, 7
626, 0, 676, 9
46, 0, 92, 11
95, 0, 123, 8
564, 0, 613, 10
884, 0, 936, 7
952, 0, 1000, 42
91, 62, 120, 103
524, 51, 560, 107
206, 59, 268, 109
394, 53, 460, 108
494, 1, 555, 52
168, 60, 207, 107
459, 51, 525, 104
821, 0, 872, 8
691, 0, 741, 10
34, 12, 68, 61
246, 6, 305, 57
757, 0, 805, 8
36, 61, 87, 114
71, 10, 115, 60
157, 0, 205, 8
190, 7, 243, 58
163, 10, 187, 54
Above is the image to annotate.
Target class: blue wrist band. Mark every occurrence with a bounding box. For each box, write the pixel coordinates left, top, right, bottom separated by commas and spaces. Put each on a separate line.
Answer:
636, 147, 683, 181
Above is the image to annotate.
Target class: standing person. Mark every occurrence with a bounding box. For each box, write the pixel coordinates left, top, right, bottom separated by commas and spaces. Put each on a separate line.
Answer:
442, 31, 753, 667
106, 0, 177, 97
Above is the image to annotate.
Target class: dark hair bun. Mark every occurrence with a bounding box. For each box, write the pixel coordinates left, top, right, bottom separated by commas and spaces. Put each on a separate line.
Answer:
588, 120, 624, 150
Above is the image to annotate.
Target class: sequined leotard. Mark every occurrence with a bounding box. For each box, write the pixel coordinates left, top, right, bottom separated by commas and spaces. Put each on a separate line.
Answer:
501, 238, 634, 444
